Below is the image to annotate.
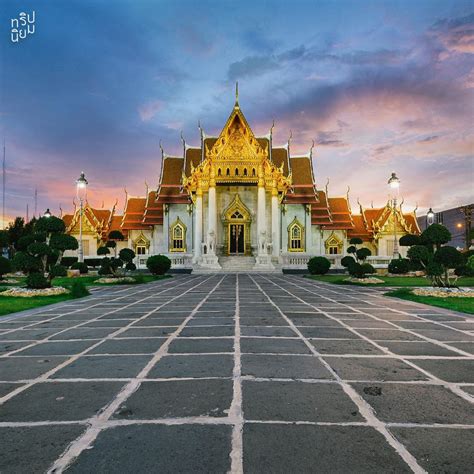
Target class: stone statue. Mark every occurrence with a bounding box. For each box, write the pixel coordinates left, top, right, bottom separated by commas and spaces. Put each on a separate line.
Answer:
207, 230, 216, 255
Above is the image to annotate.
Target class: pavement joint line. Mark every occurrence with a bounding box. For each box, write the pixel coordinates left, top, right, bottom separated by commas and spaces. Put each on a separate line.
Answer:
47, 275, 228, 474
0, 276, 201, 359
271, 276, 474, 404
252, 274, 428, 474
0, 276, 215, 406
229, 274, 244, 474
0, 276, 186, 328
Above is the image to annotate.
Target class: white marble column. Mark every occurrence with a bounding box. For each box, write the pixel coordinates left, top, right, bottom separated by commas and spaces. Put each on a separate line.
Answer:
257, 185, 266, 255
208, 185, 217, 255
271, 191, 280, 257
193, 191, 203, 262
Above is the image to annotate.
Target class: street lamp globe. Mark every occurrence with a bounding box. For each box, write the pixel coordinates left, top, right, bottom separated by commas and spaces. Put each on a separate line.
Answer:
76, 171, 88, 198
427, 207, 435, 226
388, 172, 400, 190
43, 208, 51, 218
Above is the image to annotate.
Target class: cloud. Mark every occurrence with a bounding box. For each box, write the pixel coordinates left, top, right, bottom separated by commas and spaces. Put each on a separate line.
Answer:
138, 100, 163, 122
430, 13, 474, 55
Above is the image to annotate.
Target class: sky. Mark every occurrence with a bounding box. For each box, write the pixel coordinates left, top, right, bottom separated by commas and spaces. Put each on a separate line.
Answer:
0, 0, 473, 226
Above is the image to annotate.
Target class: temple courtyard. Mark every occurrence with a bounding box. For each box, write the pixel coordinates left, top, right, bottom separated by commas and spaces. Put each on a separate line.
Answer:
0, 274, 473, 473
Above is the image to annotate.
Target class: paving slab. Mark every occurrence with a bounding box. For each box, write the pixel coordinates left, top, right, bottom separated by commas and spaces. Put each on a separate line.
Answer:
68, 424, 232, 473
390, 427, 474, 473
0, 356, 68, 381
148, 354, 234, 378
351, 382, 474, 424
0, 381, 125, 421
0, 425, 86, 473
112, 379, 233, 419
243, 424, 410, 473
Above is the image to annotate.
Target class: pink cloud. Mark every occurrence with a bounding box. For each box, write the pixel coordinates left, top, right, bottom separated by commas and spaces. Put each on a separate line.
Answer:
138, 100, 163, 122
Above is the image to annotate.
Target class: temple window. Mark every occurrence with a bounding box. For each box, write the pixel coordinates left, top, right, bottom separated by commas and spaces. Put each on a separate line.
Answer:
218, 168, 222, 176
231, 210, 244, 219
136, 245, 146, 255
324, 232, 343, 255
226, 168, 230, 176
288, 218, 304, 252
252, 168, 256, 176
235, 168, 239, 176
244, 168, 248, 176
170, 218, 186, 252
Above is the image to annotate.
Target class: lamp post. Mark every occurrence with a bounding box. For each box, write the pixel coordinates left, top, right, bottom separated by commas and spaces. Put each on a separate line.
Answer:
76, 172, 88, 263
43, 208, 52, 218
427, 208, 434, 227
387, 172, 400, 258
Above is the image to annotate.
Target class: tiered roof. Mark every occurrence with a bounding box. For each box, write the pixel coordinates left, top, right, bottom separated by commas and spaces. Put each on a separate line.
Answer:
62, 96, 420, 240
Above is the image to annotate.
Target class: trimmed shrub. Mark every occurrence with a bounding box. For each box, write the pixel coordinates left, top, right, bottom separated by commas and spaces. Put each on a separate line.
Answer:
119, 248, 136, 263
433, 246, 464, 269
361, 263, 375, 275
341, 256, 355, 268
388, 258, 410, 274
60, 257, 78, 267
70, 279, 90, 298
26, 272, 50, 289
454, 265, 474, 277
356, 247, 371, 261
13, 251, 41, 273
347, 245, 357, 255
50, 264, 67, 277
146, 255, 171, 275
0, 256, 12, 280
399, 234, 421, 247
97, 246, 110, 256
71, 262, 89, 274
421, 224, 451, 249
348, 262, 364, 278
468, 255, 474, 271
108, 230, 125, 241
407, 245, 431, 267
349, 237, 363, 245
125, 262, 137, 271
307, 256, 331, 275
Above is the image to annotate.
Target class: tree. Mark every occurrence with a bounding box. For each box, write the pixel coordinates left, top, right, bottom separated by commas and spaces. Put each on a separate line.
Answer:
356, 247, 371, 262
97, 246, 110, 256
347, 245, 357, 255
119, 248, 136, 271
421, 224, 451, 250
349, 237, 363, 246
0, 230, 8, 249
49, 234, 78, 262
427, 245, 464, 287
399, 234, 421, 247
0, 256, 12, 280
407, 245, 431, 268
109, 230, 125, 241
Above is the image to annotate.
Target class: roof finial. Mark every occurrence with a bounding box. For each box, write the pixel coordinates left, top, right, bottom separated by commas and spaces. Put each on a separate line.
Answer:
371, 200, 374, 208
310, 139, 315, 158
325, 177, 329, 197
235, 81, 239, 106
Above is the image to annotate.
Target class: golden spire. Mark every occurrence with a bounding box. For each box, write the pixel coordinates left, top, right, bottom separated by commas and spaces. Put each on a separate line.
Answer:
235, 81, 239, 108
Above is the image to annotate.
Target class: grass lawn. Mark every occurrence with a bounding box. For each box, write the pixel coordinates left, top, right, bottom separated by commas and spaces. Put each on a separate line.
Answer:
385, 288, 474, 315
0, 274, 171, 317
0, 294, 75, 317
308, 275, 474, 287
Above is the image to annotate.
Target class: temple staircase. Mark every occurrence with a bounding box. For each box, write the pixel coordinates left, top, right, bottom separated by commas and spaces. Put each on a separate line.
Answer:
193, 256, 282, 273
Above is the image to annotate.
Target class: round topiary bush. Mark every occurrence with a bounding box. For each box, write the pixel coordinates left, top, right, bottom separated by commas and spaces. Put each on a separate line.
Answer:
307, 256, 331, 275
0, 256, 12, 280
388, 258, 410, 274
50, 264, 67, 277
454, 265, 474, 277
26, 272, 50, 289
125, 262, 137, 271
341, 256, 355, 268
71, 262, 89, 274
348, 262, 364, 278
356, 247, 372, 262
146, 255, 171, 275
361, 263, 375, 275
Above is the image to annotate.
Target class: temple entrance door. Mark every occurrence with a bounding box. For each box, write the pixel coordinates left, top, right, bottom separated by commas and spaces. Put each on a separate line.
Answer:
229, 224, 245, 254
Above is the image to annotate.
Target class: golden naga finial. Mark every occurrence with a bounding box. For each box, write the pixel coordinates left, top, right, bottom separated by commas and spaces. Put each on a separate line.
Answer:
235, 81, 239, 106
101, 200, 104, 208
325, 178, 329, 197
414, 202, 418, 214
310, 139, 315, 157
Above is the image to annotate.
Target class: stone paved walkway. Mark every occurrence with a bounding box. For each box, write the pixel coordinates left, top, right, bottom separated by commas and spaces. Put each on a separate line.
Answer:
0, 274, 473, 473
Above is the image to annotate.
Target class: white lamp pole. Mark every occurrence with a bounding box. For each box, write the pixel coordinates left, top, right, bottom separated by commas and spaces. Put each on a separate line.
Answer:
388, 172, 400, 258
76, 172, 88, 263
